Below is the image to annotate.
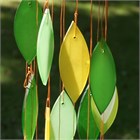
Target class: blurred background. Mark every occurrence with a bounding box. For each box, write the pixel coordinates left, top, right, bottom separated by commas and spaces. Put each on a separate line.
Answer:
1, 0, 139, 139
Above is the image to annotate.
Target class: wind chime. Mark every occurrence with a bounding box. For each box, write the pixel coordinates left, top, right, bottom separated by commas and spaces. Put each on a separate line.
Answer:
14, 0, 118, 139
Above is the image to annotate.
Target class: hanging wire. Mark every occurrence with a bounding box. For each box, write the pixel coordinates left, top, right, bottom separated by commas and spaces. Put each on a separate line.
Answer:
62, 0, 66, 39
87, 0, 93, 139
58, 0, 65, 139
35, 0, 39, 139
97, 0, 100, 42
100, 118, 104, 140
101, 1, 105, 39
44, 0, 49, 11
51, 0, 54, 22
74, 0, 78, 25
74, 0, 78, 37
105, 0, 108, 41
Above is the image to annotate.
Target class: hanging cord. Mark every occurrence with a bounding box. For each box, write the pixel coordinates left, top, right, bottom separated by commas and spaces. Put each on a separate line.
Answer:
23, 65, 33, 88
97, 0, 100, 42
59, 1, 63, 139
44, 0, 49, 11
101, 1, 105, 39
74, 0, 78, 25
87, 1, 93, 139
51, 0, 54, 22
100, 117, 104, 140
62, 0, 65, 39
74, 0, 78, 37
24, 62, 28, 140
35, 0, 39, 139
59, 1, 65, 91
105, 0, 108, 41
58, 0, 65, 139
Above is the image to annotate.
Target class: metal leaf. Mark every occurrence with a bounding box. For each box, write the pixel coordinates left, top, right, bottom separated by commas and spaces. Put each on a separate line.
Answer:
59, 21, 90, 103
14, 0, 42, 64
37, 8, 54, 86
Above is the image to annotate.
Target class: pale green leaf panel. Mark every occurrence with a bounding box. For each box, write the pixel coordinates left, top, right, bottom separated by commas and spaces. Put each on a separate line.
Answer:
37, 8, 54, 86
91, 87, 118, 134
50, 90, 76, 140
77, 86, 99, 139
14, 0, 42, 64
90, 39, 116, 113
22, 74, 38, 140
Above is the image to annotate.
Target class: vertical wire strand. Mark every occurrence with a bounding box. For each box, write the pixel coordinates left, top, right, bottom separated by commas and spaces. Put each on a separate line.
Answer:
97, 0, 100, 42
51, 0, 54, 22
105, 0, 108, 41
62, 0, 65, 39
87, 0, 93, 139
101, 1, 105, 39
100, 2, 105, 140
35, 0, 39, 139
59, 1, 63, 140
24, 62, 28, 140
74, 0, 78, 37
44, 0, 49, 10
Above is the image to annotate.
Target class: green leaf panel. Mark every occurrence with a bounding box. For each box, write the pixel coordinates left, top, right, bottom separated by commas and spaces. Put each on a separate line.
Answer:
14, 0, 42, 64
90, 39, 116, 113
77, 86, 99, 139
22, 74, 38, 140
50, 90, 76, 140
37, 8, 54, 86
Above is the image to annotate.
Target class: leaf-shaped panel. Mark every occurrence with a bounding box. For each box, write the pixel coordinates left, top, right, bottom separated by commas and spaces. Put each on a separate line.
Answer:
22, 74, 38, 140
59, 21, 90, 103
14, 0, 42, 64
77, 86, 99, 139
50, 90, 76, 140
90, 39, 116, 113
37, 8, 54, 86
91, 87, 118, 134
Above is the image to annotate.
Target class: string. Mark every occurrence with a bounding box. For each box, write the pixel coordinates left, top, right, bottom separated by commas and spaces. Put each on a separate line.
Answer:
101, 1, 105, 39
23, 66, 32, 88
74, 0, 78, 37
105, 0, 108, 41
44, 0, 49, 11
58, 1, 63, 139
100, 2, 106, 139
73, 103, 76, 139
35, 0, 39, 139
51, 0, 54, 22
87, 0, 93, 139
58, 0, 66, 139
62, 0, 65, 39
74, 0, 78, 25
61, 0, 65, 91
97, 0, 100, 42
100, 116, 104, 140
24, 62, 28, 140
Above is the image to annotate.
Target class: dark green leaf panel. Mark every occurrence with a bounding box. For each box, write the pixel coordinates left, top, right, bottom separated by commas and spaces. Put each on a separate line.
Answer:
90, 39, 116, 113
14, 0, 42, 64
77, 86, 99, 139
22, 74, 38, 140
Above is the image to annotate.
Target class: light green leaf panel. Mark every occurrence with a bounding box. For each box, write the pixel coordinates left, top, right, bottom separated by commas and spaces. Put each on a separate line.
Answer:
90, 39, 116, 113
50, 90, 76, 140
37, 8, 54, 86
14, 0, 42, 64
91, 87, 118, 134
77, 86, 99, 139
22, 74, 38, 140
